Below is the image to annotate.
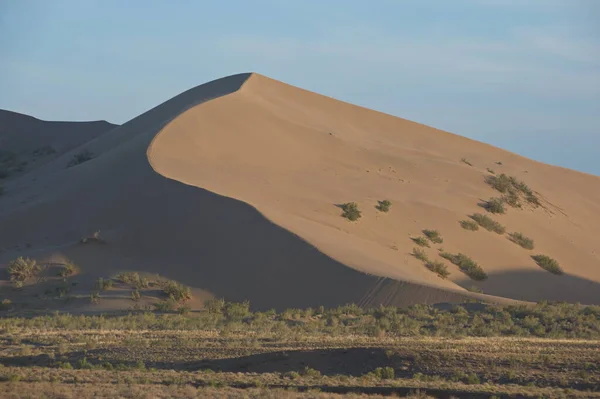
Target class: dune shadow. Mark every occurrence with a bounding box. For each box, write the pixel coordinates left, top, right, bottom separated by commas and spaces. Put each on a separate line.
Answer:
458, 269, 600, 305
183, 347, 393, 376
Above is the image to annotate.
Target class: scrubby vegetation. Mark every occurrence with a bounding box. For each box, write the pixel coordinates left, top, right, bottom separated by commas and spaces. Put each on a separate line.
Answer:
466, 285, 483, 293
481, 197, 506, 214
460, 158, 473, 166
411, 247, 429, 262
157, 279, 192, 303
367, 367, 395, 380
67, 149, 95, 167
486, 173, 512, 193
339, 202, 361, 221
411, 237, 430, 248
115, 272, 150, 290
486, 168, 495, 174
485, 174, 540, 208
57, 261, 78, 278
440, 252, 487, 281
376, 199, 392, 212
469, 213, 505, 234
422, 229, 443, 244
6, 257, 41, 288
508, 232, 535, 250
0, 298, 598, 397
459, 220, 479, 231
95, 277, 114, 291
80, 230, 105, 244
502, 190, 522, 208
425, 260, 450, 279
113, 272, 193, 304
532, 255, 563, 275
0, 301, 598, 338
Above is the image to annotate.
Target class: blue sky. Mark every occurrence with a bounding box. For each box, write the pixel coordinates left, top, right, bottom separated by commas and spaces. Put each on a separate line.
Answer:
1, 0, 599, 174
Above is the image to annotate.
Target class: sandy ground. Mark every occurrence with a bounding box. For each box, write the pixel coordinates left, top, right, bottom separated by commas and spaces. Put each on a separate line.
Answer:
1, 73, 599, 311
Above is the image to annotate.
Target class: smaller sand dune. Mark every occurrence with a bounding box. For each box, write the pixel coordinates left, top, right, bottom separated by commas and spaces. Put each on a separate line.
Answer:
0, 109, 117, 180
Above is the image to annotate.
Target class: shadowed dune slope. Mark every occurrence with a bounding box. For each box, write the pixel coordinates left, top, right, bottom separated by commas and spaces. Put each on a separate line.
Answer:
0, 109, 118, 178
1, 73, 599, 310
0, 109, 117, 152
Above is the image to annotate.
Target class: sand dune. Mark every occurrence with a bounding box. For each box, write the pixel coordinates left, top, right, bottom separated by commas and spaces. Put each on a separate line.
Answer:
1, 73, 599, 311
0, 109, 117, 179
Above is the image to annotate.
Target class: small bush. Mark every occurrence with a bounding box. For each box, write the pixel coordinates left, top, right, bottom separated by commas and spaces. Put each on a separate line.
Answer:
486, 168, 495, 174
412, 237, 430, 247
368, 367, 395, 380
302, 367, 321, 378
469, 213, 505, 234
57, 262, 78, 278
90, 292, 100, 304
466, 285, 483, 293
7, 257, 41, 285
158, 279, 192, 303
376, 200, 392, 212
440, 252, 488, 281
423, 229, 443, 244
95, 277, 114, 291
284, 371, 301, 380
55, 285, 70, 298
131, 290, 141, 301
76, 357, 93, 370
460, 220, 479, 231
482, 197, 506, 214
177, 304, 191, 315
486, 174, 540, 207
532, 255, 563, 275
153, 299, 177, 312
80, 230, 105, 244
225, 300, 250, 321
205, 297, 225, 314
503, 190, 522, 208
425, 260, 450, 279
509, 232, 535, 250
510, 176, 532, 195
340, 202, 361, 221
412, 247, 429, 262
116, 272, 149, 290
0, 299, 12, 310
67, 150, 94, 167
465, 373, 481, 385
486, 174, 512, 193
461, 158, 473, 166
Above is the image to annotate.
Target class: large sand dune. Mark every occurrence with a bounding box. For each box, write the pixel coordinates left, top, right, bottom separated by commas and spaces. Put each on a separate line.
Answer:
1, 73, 599, 311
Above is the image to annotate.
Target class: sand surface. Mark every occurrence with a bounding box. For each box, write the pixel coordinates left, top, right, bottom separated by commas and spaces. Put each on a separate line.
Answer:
1, 73, 599, 311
